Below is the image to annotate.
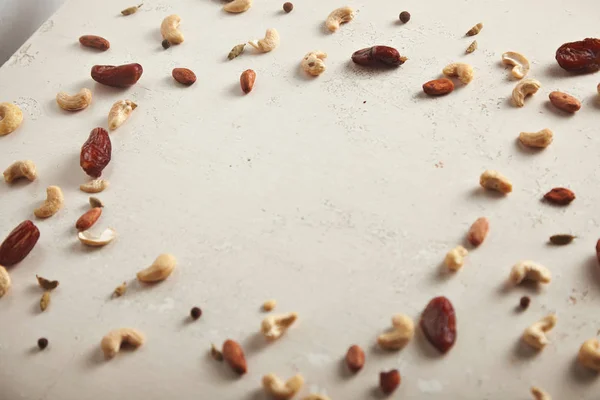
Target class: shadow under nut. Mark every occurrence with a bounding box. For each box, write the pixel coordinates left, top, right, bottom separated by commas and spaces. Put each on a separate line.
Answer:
91, 64, 143, 87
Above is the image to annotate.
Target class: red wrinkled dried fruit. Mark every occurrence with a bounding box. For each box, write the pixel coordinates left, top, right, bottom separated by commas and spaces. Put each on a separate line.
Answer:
352, 46, 407, 67
91, 63, 143, 87
544, 187, 575, 205
80, 128, 112, 178
0, 220, 40, 266
420, 296, 456, 354
556, 38, 600, 73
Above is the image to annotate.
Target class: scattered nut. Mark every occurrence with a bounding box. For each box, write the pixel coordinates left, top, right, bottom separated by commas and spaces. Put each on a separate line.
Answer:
228, 43, 246, 60
262, 299, 277, 311
325, 6, 355, 32
161, 39, 171, 49
190, 306, 202, 320
80, 179, 109, 193
262, 373, 304, 400
283, 2, 293, 13
40, 291, 50, 311
210, 343, 224, 361
136, 253, 177, 282
161, 14, 184, 44
544, 187, 575, 205
502, 52, 530, 79
399, 11, 410, 23
422, 78, 454, 96
522, 314, 557, 350
466, 22, 483, 36
377, 314, 415, 350
249, 28, 280, 53
549, 234, 576, 245
224, 0, 252, 13
100, 328, 145, 359
445, 245, 468, 271
442, 62, 474, 84
531, 386, 551, 400
549, 91, 581, 113
75, 207, 102, 231
121, 3, 142, 15
578, 338, 600, 371
222, 339, 247, 374
261, 312, 298, 340
467, 217, 489, 247
36, 275, 59, 291
379, 369, 401, 394
479, 170, 512, 194
518, 128, 553, 148
3, 160, 37, 183
301, 51, 327, 76
510, 261, 551, 285
34, 186, 64, 218
512, 79, 541, 107
113, 282, 127, 297
89, 197, 104, 208
78, 228, 117, 247
466, 40, 477, 54
0, 103, 24, 136
56, 88, 92, 111
0, 220, 40, 266
78, 35, 110, 51
172, 68, 196, 86
0, 266, 11, 298
108, 100, 137, 131
520, 296, 531, 310
240, 69, 256, 94
345, 344, 365, 372
37, 337, 48, 350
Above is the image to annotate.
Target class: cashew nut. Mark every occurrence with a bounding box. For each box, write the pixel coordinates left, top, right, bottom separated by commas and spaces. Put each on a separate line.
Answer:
578, 338, 600, 371
248, 28, 280, 53
445, 245, 468, 271
3, 160, 37, 183
479, 170, 513, 194
261, 312, 298, 340
161, 14, 184, 44
56, 88, 92, 111
100, 328, 145, 359
512, 79, 541, 107
301, 51, 327, 76
34, 186, 64, 218
519, 128, 553, 148
108, 100, 137, 131
80, 179, 109, 193
303, 396, 331, 400
531, 387, 551, 400
442, 63, 474, 84
78, 227, 117, 247
137, 253, 177, 282
262, 373, 304, 400
502, 52, 530, 79
325, 6, 355, 32
522, 314, 557, 350
510, 261, 551, 285
0, 102, 23, 136
377, 314, 415, 350
223, 0, 252, 13
0, 266, 11, 298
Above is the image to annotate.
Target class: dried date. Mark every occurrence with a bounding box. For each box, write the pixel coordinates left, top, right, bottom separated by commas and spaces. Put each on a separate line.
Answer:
80, 128, 112, 178
352, 46, 407, 67
0, 220, 40, 266
420, 296, 456, 354
91, 63, 143, 87
556, 38, 600, 73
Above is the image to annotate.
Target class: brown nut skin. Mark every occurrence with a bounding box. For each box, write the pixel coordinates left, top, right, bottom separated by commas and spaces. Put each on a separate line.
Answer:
467, 217, 489, 247
91, 63, 143, 88
345, 345, 365, 373
549, 91, 581, 113
75, 208, 102, 231
172, 68, 196, 86
0, 220, 40, 267
544, 187, 575, 205
379, 369, 401, 394
79, 35, 110, 51
351, 46, 407, 67
240, 69, 256, 94
423, 78, 454, 96
222, 339, 247, 374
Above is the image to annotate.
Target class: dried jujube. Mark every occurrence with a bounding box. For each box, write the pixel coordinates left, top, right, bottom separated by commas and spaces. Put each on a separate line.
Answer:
80, 128, 112, 178
420, 296, 456, 354
555, 38, 600, 73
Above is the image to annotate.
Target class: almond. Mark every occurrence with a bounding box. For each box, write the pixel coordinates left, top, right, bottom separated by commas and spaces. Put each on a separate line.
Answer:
75, 208, 102, 231
222, 339, 247, 374
379, 369, 401, 394
422, 78, 454, 96
467, 217, 489, 247
544, 187, 575, 205
79, 35, 110, 51
345, 344, 365, 373
549, 91, 581, 113
0, 220, 40, 266
172, 68, 197, 86
240, 69, 256, 94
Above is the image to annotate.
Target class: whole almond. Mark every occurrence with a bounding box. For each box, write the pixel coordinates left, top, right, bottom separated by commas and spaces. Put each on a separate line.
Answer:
379, 369, 401, 394
423, 78, 454, 96
240, 69, 256, 94
79, 35, 110, 51
467, 217, 489, 247
544, 187, 575, 205
172, 68, 197, 86
549, 91, 581, 113
345, 344, 365, 373
222, 339, 247, 374
75, 208, 102, 231
0, 220, 40, 267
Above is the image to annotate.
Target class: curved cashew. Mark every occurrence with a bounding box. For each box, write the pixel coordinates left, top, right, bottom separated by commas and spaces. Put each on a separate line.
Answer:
377, 314, 414, 350
512, 79, 541, 107
531, 387, 551, 400
34, 186, 64, 218
108, 100, 137, 131
519, 128, 553, 148
261, 312, 298, 340
161, 14, 184, 44
223, 0, 252, 13
248, 28, 279, 53
78, 227, 117, 247
522, 314, 557, 350
578, 338, 600, 371
479, 170, 513, 194
137, 253, 176, 282
3, 160, 37, 183
0, 103, 23, 136
101, 328, 145, 359
301, 51, 327, 76
262, 373, 304, 400
510, 261, 551, 285
303, 395, 331, 400
56, 88, 92, 111
325, 6, 355, 32
502, 52, 530, 79
80, 179, 109, 193
0, 266, 11, 298
442, 63, 474, 84
445, 245, 468, 271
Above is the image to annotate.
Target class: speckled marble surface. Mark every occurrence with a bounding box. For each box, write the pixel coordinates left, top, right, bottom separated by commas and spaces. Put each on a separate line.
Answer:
1, 0, 600, 399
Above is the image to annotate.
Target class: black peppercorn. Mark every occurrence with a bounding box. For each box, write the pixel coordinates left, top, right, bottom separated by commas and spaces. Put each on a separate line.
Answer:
37, 338, 48, 350
190, 307, 202, 320
399, 11, 410, 23
283, 2, 293, 13
519, 296, 531, 310
162, 39, 171, 49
